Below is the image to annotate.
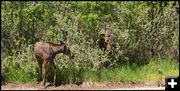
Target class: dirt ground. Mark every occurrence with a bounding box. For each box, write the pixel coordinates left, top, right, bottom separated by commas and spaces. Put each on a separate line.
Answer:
1, 81, 165, 90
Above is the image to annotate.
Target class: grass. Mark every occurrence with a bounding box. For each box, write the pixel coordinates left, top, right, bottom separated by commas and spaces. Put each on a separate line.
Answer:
4, 67, 37, 83
2, 59, 179, 84
81, 59, 179, 83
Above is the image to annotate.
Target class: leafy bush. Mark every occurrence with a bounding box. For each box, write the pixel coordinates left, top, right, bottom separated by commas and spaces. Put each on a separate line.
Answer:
1, 45, 38, 83
1, 1, 179, 83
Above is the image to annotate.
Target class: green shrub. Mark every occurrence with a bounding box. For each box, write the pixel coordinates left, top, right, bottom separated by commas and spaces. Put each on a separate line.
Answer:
1, 1, 179, 84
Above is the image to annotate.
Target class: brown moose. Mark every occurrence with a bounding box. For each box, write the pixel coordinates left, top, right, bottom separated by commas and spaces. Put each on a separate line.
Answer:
34, 40, 74, 87
98, 24, 112, 54
98, 34, 112, 53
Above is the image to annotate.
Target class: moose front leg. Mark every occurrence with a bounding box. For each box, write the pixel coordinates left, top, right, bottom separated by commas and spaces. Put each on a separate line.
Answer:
52, 61, 57, 86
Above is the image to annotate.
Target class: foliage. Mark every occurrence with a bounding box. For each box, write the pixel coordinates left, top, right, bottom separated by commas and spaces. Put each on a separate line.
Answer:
1, 1, 179, 83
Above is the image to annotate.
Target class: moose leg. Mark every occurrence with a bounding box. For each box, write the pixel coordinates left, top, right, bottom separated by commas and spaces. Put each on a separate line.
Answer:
38, 62, 42, 81
35, 55, 43, 81
42, 61, 48, 86
52, 61, 57, 86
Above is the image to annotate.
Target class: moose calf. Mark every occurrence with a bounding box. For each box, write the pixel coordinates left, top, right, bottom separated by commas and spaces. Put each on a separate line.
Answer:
98, 34, 112, 53
34, 40, 74, 87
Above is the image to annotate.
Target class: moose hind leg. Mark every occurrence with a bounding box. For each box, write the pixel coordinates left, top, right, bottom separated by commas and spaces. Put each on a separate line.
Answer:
35, 56, 43, 82
38, 62, 43, 82
52, 61, 57, 86
42, 61, 48, 86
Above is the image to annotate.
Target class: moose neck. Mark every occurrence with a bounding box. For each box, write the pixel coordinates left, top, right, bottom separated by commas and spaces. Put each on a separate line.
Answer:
51, 44, 65, 55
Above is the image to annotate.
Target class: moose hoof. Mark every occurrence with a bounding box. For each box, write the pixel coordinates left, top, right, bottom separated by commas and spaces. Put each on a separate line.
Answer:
41, 82, 46, 86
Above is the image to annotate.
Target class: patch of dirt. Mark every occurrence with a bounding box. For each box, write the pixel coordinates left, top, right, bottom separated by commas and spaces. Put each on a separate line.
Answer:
1, 81, 164, 90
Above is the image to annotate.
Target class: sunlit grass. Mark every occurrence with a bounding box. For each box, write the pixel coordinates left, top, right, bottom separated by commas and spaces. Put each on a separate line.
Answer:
81, 59, 179, 84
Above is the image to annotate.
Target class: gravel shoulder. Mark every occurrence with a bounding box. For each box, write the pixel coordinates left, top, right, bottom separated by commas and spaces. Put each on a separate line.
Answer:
1, 82, 165, 90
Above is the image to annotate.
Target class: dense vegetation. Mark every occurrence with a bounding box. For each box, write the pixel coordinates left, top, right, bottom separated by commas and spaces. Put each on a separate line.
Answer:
1, 1, 179, 84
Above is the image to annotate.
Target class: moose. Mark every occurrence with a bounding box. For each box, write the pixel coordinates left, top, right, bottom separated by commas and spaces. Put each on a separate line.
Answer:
98, 24, 112, 54
98, 34, 112, 53
34, 40, 75, 87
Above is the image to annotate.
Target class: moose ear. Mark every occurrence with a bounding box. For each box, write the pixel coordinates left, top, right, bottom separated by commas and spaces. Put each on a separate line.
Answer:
100, 34, 105, 38
60, 40, 65, 44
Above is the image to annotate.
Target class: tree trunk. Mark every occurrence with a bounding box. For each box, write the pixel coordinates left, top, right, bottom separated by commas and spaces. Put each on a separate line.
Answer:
11, 2, 14, 30
19, 2, 23, 38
